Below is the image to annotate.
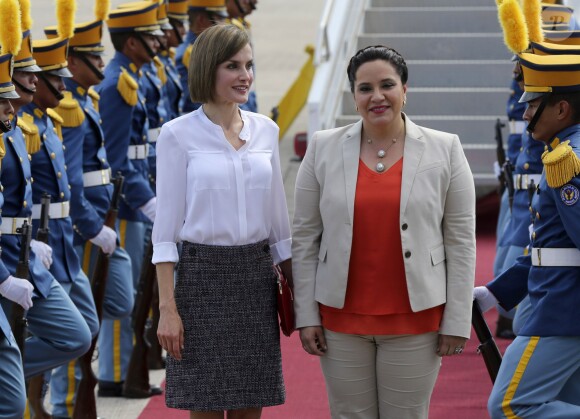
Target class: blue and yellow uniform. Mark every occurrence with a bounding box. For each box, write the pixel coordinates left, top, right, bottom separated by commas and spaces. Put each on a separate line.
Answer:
486, 51, 580, 418
0, 19, 27, 415
94, 2, 162, 395
158, 49, 183, 120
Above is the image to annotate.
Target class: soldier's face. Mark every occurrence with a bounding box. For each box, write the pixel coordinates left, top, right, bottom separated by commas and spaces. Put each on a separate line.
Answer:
138, 34, 160, 63
12, 71, 38, 108
213, 43, 253, 105
0, 99, 14, 125
523, 97, 560, 143
35, 74, 66, 110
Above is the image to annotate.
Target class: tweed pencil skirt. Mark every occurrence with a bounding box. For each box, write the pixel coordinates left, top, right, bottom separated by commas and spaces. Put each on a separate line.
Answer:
165, 240, 285, 411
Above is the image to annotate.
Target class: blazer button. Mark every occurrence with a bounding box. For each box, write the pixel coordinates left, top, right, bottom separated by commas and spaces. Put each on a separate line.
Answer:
404, 251, 411, 259
401, 223, 408, 231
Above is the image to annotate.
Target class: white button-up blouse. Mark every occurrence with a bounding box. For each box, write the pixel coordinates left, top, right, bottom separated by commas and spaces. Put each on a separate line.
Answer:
151, 107, 292, 265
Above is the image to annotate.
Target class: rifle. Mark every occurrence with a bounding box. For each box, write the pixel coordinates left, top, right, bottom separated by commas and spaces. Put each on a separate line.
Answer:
123, 240, 156, 398
35, 193, 51, 244
73, 174, 124, 419
472, 301, 503, 383
9, 220, 32, 357
495, 119, 507, 195
503, 158, 515, 211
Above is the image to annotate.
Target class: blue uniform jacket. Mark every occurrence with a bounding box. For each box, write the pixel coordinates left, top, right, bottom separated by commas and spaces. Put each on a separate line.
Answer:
61, 79, 113, 246
500, 129, 545, 248
96, 51, 154, 222
23, 104, 81, 284
488, 124, 580, 337
142, 61, 167, 183
0, 124, 53, 297
175, 31, 200, 114
158, 51, 182, 120
506, 80, 526, 163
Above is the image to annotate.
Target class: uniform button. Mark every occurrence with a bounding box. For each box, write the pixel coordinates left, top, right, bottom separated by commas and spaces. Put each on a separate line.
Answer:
23, 200, 27, 207
532, 231, 536, 240
401, 223, 408, 231
529, 206, 533, 213
404, 250, 411, 259
160, 117, 164, 123
520, 147, 523, 152
50, 152, 56, 159
57, 172, 62, 178
68, 184, 71, 190
143, 135, 147, 140
53, 128, 57, 133
0, 185, 3, 192
62, 144, 66, 151
524, 163, 530, 170
99, 119, 103, 124
101, 158, 106, 163
7, 136, 12, 142
43, 134, 47, 140
30, 177, 34, 183
84, 107, 89, 112
19, 156, 23, 162
536, 212, 540, 220
28, 154, 31, 161
60, 192, 65, 198
64, 164, 67, 170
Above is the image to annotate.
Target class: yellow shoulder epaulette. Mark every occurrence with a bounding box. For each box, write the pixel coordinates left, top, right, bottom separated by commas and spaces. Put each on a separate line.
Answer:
18, 113, 41, 154
182, 44, 193, 69
542, 140, 580, 188
153, 56, 167, 86
0, 133, 5, 169
230, 17, 244, 30
53, 91, 85, 128
117, 67, 138, 106
47, 109, 64, 141
88, 87, 100, 113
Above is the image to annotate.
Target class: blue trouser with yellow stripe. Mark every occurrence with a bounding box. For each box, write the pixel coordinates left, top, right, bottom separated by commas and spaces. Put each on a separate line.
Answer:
489, 335, 580, 418
0, 326, 26, 419
98, 219, 144, 383
49, 269, 100, 417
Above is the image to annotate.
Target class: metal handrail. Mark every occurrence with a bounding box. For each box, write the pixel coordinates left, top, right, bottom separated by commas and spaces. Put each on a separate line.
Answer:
316, 0, 334, 64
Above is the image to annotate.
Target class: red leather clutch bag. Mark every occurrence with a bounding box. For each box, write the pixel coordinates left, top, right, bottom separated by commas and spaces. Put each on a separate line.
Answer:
274, 265, 295, 337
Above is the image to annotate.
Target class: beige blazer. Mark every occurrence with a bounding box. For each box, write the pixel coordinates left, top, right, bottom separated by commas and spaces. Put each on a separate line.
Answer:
292, 116, 476, 338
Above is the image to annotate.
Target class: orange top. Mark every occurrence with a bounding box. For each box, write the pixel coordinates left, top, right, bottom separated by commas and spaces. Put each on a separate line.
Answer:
320, 159, 444, 335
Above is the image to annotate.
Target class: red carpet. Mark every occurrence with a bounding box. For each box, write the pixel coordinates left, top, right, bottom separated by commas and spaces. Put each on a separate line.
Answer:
141, 194, 510, 418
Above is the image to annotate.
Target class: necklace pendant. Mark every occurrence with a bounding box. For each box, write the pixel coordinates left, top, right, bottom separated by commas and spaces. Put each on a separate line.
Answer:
377, 149, 386, 158
376, 162, 385, 172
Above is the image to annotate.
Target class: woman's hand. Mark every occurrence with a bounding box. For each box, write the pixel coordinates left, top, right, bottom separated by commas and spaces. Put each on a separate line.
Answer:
436, 334, 467, 357
299, 326, 327, 356
158, 303, 184, 361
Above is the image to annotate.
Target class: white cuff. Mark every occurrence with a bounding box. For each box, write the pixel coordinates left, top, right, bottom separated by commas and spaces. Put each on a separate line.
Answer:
152, 242, 180, 264
270, 238, 292, 265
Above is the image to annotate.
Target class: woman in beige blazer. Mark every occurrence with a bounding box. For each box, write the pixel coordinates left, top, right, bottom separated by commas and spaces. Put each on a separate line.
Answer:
292, 46, 476, 418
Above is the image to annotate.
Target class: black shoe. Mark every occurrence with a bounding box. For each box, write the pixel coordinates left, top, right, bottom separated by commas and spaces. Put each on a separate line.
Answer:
122, 383, 164, 399
97, 380, 124, 397
495, 314, 516, 339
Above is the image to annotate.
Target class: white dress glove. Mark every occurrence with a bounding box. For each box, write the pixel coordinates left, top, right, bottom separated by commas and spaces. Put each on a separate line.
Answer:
473, 286, 498, 313
90, 225, 117, 255
0, 276, 34, 310
139, 197, 156, 222
30, 239, 53, 269
493, 161, 502, 179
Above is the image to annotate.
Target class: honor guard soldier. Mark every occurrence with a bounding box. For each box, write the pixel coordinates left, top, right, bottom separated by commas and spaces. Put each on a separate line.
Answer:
22, 1, 101, 412
476, 50, 580, 419
161, 0, 186, 120
45, 0, 135, 414
0, 1, 29, 416
1, 0, 91, 406
175, 0, 227, 114
95, 1, 163, 397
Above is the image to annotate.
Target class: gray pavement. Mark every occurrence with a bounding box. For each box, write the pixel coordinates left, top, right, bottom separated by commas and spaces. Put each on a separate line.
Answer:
29, 0, 323, 416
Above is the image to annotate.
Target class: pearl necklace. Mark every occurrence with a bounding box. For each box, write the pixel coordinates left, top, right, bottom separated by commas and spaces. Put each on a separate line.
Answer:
367, 137, 398, 172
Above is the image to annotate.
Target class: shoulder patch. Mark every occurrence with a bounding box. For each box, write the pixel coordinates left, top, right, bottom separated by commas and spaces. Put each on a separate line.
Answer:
117, 67, 139, 106
560, 184, 580, 206
542, 140, 580, 188
182, 44, 193, 69
154, 56, 167, 85
47, 109, 64, 141
18, 113, 41, 154
53, 91, 85, 128
88, 87, 100, 113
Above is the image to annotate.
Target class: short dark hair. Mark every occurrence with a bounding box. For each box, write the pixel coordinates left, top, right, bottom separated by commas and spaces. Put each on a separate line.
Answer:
188, 24, 250, 104
547, 91, 580, 122
346, 45, 408, 93
110, 32, 134, 52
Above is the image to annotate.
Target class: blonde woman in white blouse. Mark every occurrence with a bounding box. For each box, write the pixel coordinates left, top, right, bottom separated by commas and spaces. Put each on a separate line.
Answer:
152, 25, 292, 418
